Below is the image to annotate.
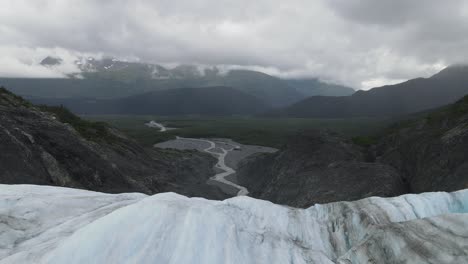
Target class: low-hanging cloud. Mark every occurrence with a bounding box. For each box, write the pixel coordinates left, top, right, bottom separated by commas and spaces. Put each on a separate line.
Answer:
0, 0, 466, 89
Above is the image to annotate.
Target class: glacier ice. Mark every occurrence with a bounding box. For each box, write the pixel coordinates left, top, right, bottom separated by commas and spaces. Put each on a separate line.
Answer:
0, 184, 467, 263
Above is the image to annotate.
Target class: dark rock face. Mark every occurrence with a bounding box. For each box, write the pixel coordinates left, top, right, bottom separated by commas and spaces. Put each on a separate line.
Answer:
237, 130, 407, 208
375, 96, 468, 193
40, 56, 63, 66
0, 88, 226, 199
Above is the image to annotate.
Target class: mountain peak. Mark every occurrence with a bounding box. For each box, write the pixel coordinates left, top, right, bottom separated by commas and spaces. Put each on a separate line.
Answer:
40, 56, 63, 66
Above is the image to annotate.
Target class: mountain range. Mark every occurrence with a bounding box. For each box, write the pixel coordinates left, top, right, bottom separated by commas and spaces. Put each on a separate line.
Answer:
0, 56, 354, 109
6, 57, 468, 119
271, 65, 468, 118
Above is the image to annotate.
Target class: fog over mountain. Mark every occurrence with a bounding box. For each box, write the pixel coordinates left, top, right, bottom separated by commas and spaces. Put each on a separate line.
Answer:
2, 0, 468, 89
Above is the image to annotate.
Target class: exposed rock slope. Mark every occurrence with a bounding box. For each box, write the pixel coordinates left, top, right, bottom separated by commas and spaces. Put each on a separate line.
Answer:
375, 94, 468, 193
237, 130, 407, 207
0, 87, 225, 199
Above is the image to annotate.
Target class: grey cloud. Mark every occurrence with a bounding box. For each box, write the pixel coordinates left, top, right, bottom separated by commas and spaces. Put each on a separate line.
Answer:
327, 0, 464, 26
0, 0, 467, 89
327, 0, 468, 64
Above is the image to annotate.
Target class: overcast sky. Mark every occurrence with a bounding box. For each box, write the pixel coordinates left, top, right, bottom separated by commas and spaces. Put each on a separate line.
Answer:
1, 0, 467, 89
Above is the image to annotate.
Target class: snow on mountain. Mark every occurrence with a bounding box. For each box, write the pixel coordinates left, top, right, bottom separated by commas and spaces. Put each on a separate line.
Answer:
1, 185, 467, 263
70, 57, 205, 80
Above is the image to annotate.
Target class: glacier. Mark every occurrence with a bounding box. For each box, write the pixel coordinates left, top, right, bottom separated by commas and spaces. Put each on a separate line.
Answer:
0, 185, 467, 264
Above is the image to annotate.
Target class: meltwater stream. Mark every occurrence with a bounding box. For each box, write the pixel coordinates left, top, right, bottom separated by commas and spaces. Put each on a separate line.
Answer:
147, 120, 250, 196
176, 137, 249, 196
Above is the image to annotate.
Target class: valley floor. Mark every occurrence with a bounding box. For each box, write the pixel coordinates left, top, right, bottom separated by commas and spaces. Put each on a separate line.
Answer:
84, 115, 390, 148
1, 185, 467, 264
155, 136, 277, 196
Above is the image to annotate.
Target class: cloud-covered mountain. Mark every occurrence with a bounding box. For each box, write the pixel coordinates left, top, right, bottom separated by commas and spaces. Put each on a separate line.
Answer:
1, 57, 355, 108
2, 1, 466, 88
286, 79, 355, 97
